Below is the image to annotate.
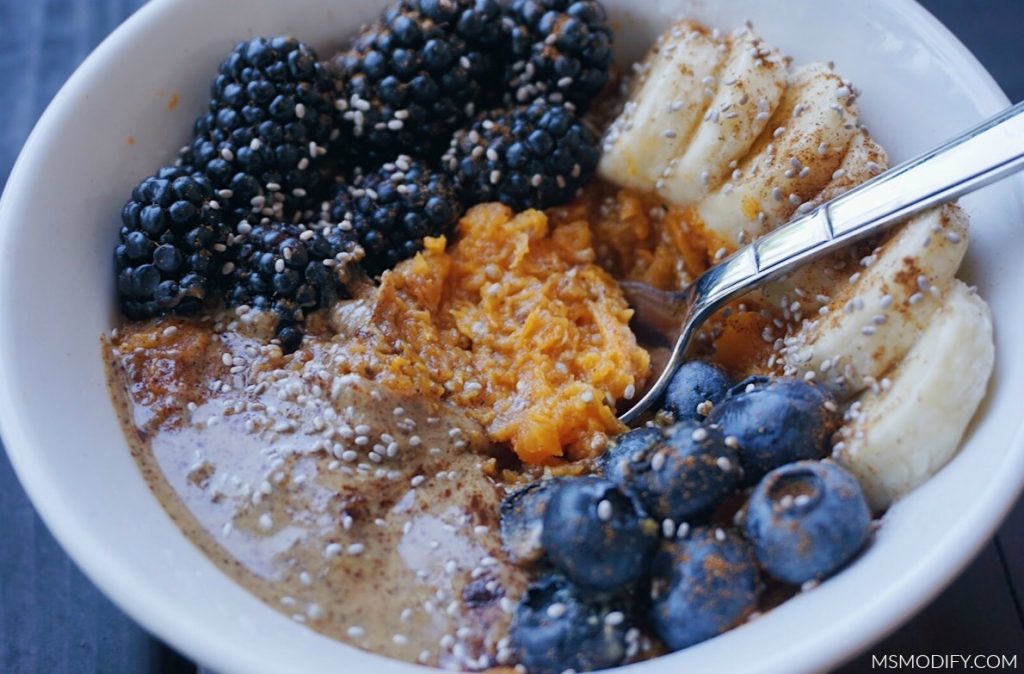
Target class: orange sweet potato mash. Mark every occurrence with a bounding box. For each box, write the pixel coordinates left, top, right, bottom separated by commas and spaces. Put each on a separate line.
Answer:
342, 185, 771, 464
559, 182, 771, 377
365, 202, 649, 464
550, 183, 709, 291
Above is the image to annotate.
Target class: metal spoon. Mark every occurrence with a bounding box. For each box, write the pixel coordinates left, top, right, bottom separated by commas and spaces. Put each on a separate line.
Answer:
618, 99, 1024, 423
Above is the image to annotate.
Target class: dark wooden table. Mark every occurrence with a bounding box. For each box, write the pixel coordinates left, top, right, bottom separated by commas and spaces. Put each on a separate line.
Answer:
1, 1, 1022, 672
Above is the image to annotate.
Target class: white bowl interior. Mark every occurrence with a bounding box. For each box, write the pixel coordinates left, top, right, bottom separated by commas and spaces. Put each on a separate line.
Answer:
1, 1, 1022, 673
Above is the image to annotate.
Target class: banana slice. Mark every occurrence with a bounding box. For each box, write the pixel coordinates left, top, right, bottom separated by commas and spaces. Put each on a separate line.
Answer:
805, 128, 889, 209
598, 19, 867, 260
598, 22, 727, 192
833, 280, 994, 511
756, 130, 890, 313
782, 203, 969, 399
658, 27, 787, 204
695, 63, 860, 252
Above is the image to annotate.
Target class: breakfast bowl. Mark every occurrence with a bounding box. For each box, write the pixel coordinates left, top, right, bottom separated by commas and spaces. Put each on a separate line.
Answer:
1, 0, 1023, 672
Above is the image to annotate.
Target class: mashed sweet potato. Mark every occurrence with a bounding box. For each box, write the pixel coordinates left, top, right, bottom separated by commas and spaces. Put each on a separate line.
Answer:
560, 182, 772, 378
550, 183, 708, 292
367, 203, 649, 464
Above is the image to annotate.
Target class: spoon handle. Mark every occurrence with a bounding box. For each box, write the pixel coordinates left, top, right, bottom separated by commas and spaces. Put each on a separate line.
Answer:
695, 99, 1024, 314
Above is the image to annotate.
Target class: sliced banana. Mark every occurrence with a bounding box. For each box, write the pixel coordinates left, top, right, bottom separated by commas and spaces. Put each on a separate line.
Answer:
598, 22, 727, 192
782, 203, 969, 399
598, 20, 868, 259
658, 27, 787, 204
833, 280, 994, 511
805, 128, 889, 208
756, 130, 890, 313
695, 63, 861, 252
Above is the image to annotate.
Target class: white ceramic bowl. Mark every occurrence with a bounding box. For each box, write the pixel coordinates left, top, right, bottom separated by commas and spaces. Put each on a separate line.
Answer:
1, 1, 1022, 672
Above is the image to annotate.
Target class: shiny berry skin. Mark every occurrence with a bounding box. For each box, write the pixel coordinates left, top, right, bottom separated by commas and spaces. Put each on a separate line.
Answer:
707, 378, 839, 486
599, 426, 663, 485
662, 360, 732, 421
745, 460, 871, 585
502, 0, 613, 111
648, 527, 761, 651
115, 166, 227, 319
336, 0, 504, 164
609, 420, 740, 524
499, 478, 567, 565
225, 222, 358, 352
541, 476, 659, 591
442, 99, 599, 211
510, 574, 632, 674
183, 36, 341, 222
330, 155, 462, 275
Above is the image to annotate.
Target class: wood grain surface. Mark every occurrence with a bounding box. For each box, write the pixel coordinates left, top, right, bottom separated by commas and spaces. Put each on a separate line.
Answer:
0, 1, 1021, 672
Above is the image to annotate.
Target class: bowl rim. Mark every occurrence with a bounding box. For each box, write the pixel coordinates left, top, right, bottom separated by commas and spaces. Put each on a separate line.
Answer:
1, 1, 1022, 673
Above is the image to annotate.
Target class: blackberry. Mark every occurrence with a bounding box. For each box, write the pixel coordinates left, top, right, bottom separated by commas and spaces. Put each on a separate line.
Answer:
115, 166, 228, 319
183, 37, 342, 223
226, 222, 360, 351
335, 0, 503, 164
442, 100, 598, 210
502, 0, 613, 111
330, 155, 462, 275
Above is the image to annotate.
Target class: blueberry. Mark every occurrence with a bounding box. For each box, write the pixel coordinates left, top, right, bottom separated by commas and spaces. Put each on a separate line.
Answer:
599, 426, 663, 484
610, 421, 740, 524
648, 527, 761, 651
745, 460, 871, 585
510, 574, 631, 674
725, 374, 771, 398
707, 378, 838, 485
541, 477, 659, 591
500, 478, 567, 564
662, 360, 731, 420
